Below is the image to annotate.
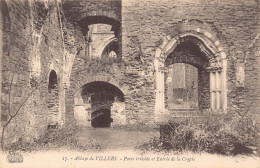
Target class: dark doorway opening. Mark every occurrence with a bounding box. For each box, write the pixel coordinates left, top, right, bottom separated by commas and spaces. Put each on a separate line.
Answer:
47, 70, 59, 129
91, 109, 113, 128
81, 81, 124, 128
48, 70, 58, 90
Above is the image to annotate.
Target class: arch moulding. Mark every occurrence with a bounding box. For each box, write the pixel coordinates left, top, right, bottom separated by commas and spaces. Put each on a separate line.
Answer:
72, 73, 128, 97
73, 10, 120, 24
97, 37, 118, 58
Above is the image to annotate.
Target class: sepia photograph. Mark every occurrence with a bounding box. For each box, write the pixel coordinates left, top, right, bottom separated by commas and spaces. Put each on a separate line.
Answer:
0, 0, 259, 167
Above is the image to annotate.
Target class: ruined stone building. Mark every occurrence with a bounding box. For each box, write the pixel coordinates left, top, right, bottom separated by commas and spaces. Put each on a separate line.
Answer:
0, 0, 259, 144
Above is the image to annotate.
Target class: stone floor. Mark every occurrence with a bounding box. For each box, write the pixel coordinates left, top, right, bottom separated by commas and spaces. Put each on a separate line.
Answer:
75, 127, 160, 150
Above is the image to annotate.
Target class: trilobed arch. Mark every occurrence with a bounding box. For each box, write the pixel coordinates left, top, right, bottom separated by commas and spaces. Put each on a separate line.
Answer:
154, 21, 227, 122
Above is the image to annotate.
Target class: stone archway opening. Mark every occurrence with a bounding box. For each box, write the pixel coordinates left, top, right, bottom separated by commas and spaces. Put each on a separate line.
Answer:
101, 38, 118, 59
164, 41, 210, 111
74, 81, 126, 128
47, 70, 59, 128
154, 33, 227, 121
78, 16, 121, 60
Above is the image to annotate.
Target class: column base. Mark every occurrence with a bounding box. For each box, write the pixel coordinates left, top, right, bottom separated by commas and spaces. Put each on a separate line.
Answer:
154, 109, 170, 124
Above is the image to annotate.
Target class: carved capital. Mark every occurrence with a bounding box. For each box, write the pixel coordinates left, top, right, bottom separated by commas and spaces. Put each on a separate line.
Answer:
206, 66, 223, 72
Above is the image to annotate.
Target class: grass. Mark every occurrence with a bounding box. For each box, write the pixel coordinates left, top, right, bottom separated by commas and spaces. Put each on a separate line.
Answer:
4, 113, 259, 157
136, 114, 259, 156
5, 126, 104, 152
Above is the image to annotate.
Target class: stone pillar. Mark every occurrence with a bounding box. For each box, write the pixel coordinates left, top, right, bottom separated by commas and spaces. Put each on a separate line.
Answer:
30, 32, 42, 82
154, 67, 165, 121
215, 71, 220, 110
154, 57, 160, 119
209, 61, 227, 112
159, 68, 165, 112
111, 98, 126, 126
221, 59, 228, 112
210, 71, 216, 110
74, 91, 88, 126
85, 96, 92, 127
58, 85, 66, 128
83, 26, 92, 59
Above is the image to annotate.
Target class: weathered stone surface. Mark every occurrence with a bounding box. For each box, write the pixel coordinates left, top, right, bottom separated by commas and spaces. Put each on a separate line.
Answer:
0, 0, 259, 146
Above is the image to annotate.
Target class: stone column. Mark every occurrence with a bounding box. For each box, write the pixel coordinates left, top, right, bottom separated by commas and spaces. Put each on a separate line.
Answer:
159, 68, 165, 112
154, 57, 160, 120
111, 98, 126, 127
74, 91, 88, 126
155, 66, 165, 122
85, 96, 92, 127
83, 26, 92, 59
30, 32, 42, 82
215, 71, 220, 110
221, 59, 228, 112
58, 84, 66, 127
210, 71, 216, 110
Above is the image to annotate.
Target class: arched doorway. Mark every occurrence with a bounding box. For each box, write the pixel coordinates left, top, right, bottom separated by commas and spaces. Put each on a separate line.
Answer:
164, 41, 210, 111
47, 70, 59, 128
74, 81, 125, 128
154, 33, 227, 121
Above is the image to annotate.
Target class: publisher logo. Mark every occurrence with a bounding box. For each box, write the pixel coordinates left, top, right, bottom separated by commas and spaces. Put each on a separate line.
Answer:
7, 151, 23, 163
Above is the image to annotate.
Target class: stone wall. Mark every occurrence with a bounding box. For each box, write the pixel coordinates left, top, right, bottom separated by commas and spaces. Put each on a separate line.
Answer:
89, 24, 115, 58
1, 0, 66, 144
63, 0, 121, 22
121, 0, 259, 124
0, 0, 259, 146
63, 0, 126, 126
65, 0, 260, 126
1, 0, 37, 144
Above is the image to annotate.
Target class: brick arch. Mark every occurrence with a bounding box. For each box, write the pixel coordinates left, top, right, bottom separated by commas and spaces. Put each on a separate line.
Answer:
154, 22, 228, 122
72, 74, 128, 97
155, 33, 225, 62
170, 19, 219, 43
166, 19, 226, 58
154, 32, 227, 76
73, 78, 127, 127
77, 14, 120, 36
74, 10, 120, 24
